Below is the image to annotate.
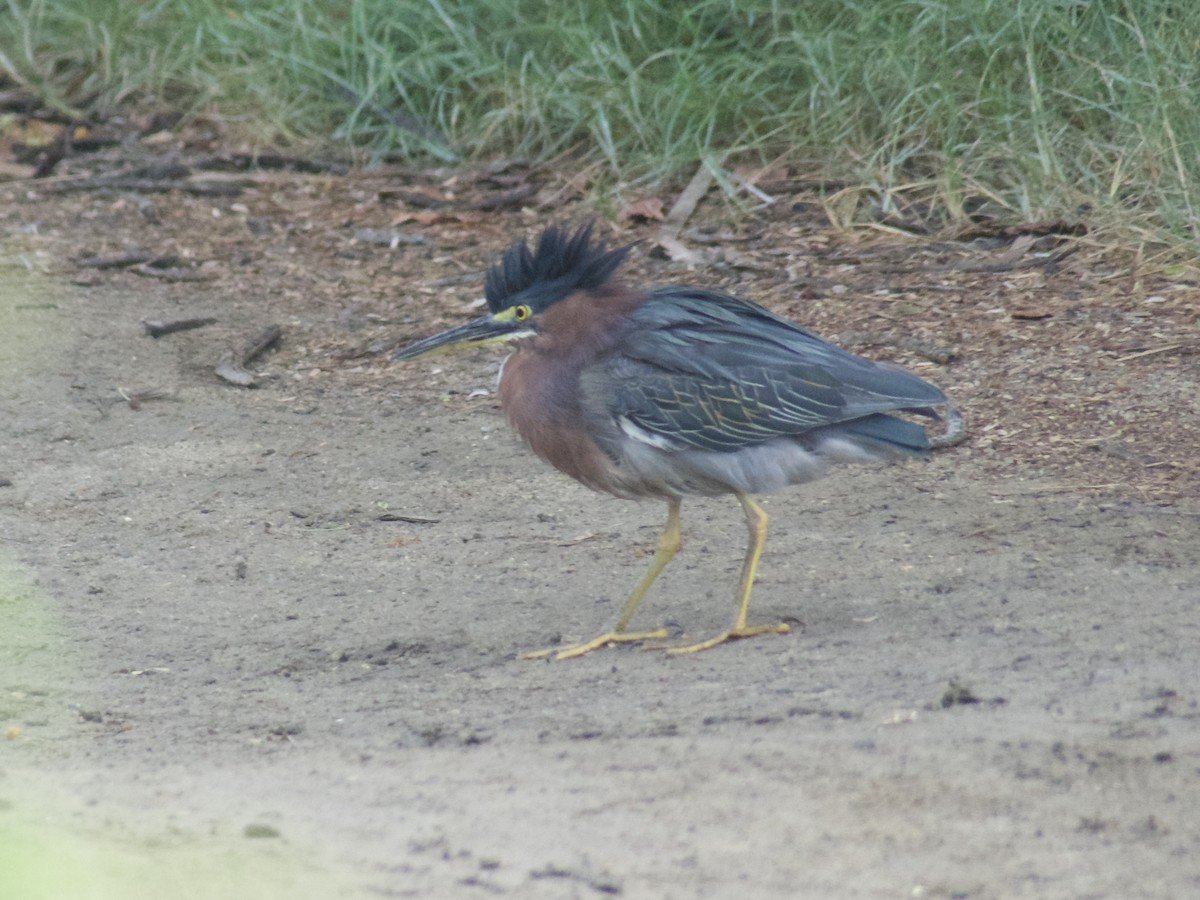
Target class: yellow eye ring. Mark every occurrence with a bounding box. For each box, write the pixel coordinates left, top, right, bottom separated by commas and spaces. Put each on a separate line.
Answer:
514, 304, 532, 321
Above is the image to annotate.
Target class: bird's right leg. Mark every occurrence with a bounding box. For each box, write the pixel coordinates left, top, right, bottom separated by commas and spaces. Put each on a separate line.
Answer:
665, 493, 790, 654
521, 497, 680, 660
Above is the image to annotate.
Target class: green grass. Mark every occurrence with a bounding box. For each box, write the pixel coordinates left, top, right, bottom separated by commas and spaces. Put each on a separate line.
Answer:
3, 0, 1200, 244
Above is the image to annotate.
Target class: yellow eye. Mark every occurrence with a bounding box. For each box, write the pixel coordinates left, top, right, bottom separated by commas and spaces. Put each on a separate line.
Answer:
514, 304, 532, 322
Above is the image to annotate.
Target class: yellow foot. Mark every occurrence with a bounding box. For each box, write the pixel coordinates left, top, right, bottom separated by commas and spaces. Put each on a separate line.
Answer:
664, 622, 790, 655
520, 628, 671, 661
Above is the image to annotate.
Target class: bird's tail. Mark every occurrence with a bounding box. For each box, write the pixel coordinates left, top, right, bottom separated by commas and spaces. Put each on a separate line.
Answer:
927, 404, 966, 449
849, 402, 966, 453
837, 413, 935, 455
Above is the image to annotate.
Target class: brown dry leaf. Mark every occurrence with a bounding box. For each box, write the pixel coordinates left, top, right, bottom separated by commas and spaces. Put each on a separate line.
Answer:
731, 163, 784, 186
389, 535, 421, 548
618, 197, 665, 222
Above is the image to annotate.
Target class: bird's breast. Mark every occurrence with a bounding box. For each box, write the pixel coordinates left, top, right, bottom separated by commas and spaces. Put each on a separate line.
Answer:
497, 346, 619, 494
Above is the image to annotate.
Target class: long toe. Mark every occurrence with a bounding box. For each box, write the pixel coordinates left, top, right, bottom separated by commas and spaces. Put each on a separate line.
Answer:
520, 628, 671, 661
664, 622, 790, 655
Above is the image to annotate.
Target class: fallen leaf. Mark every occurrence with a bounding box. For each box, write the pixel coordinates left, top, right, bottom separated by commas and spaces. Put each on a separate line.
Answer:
618, 197, 665, 222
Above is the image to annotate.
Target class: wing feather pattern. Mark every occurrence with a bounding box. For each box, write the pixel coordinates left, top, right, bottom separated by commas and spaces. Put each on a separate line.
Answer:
604, 288, 946, 454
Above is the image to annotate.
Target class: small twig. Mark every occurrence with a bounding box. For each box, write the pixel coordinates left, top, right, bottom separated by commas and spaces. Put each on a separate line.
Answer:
240, 325, 283, 366
78, 252, 172, 270
46, 176, 248, 197
664, 161, 719, 232
653, 160, 722, 264
1115, 344, 1186, 362
386, 183, 538, 213
529, 866, 620, 895
193, 152, 350, 175
215, 325, 283, 387
390, 189, 443, 208
116, 387, 176, 410
143, 317, 217, 338
460, 182, 538, 211
130, 264, 216, 282
726, 170, 777, 206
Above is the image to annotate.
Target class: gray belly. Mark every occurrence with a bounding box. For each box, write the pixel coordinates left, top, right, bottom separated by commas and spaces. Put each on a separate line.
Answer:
598, 419, 922, 499
576, 361, 934, 500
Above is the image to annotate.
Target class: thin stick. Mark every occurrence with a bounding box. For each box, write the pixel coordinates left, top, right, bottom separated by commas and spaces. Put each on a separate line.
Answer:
1116, 344, 1186, 362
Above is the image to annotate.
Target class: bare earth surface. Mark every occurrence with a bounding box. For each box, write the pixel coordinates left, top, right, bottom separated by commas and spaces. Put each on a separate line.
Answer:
1, 160, 1199, 899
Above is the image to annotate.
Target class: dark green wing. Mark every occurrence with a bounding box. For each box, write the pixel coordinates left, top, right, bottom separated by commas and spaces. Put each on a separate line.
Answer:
604, 287, 946, 453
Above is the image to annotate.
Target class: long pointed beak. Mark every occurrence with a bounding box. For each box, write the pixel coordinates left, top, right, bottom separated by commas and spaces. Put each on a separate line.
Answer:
391, 313, 532, 362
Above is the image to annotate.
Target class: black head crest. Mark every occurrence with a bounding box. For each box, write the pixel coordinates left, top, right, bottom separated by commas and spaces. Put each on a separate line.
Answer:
484, 223, 632, 314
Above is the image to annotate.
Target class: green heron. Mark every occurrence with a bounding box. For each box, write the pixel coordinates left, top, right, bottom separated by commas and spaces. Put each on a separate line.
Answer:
394, 223, 961, 659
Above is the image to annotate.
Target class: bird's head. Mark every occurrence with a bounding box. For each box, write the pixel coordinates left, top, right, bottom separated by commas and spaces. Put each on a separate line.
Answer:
392, 222, 631, 361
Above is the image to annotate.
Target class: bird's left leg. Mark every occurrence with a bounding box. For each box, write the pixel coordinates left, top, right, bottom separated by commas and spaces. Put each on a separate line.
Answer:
667, 493, 790, 654
521, 497, 680, 660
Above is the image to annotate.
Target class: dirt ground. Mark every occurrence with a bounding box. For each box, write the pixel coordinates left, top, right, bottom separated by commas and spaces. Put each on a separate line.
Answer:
2, 154, 1199, 899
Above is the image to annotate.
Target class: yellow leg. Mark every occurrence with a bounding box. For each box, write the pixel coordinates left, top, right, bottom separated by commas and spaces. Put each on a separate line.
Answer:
667, 493, 789, 654
521, 498, 681, 660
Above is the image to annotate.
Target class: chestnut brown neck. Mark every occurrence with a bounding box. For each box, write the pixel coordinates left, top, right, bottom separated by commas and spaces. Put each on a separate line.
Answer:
496, 283, 645, 490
